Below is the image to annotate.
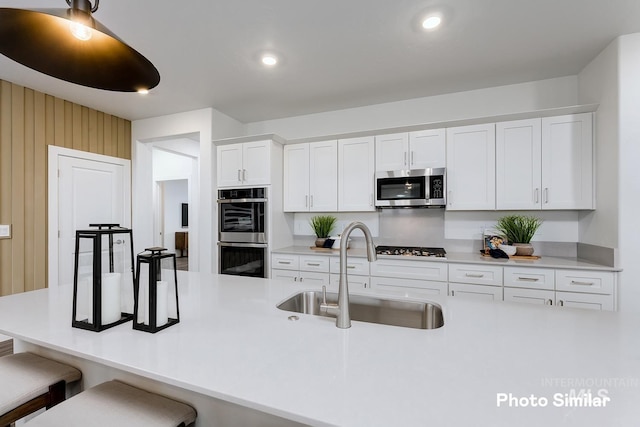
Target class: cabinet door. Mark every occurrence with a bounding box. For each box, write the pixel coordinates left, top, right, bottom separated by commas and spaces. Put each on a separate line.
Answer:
217, 144, 243, 188
283, 144, 310, 212
496, 119, 542, 210
329, 257, 370, 276
375, 133, 409, 171
504, 287, 554, 306
556, 292, 614, 311
271, 269, 299, 283
541, 113, 593, 209
242, 141, 271, 186
271, 254, 299, 270
446, 124, 496, 210
409, 129, 446, 169
299, 271, 330, 286
555, 270, 614, 295
448, 283, 503, 301
330, 274, 369, 290
370, 258, 448, 282
299, 255, 330, 273
309, 140, 338, 211
338, 137, 375, 211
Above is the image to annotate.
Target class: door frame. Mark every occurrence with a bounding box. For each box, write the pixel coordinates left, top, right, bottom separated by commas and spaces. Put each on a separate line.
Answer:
47, 146, 131, 288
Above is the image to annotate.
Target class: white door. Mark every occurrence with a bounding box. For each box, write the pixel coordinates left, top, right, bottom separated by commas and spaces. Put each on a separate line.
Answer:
283, 144, 310, 212
49, 147, 130, 288
375, 133, 408, 171
496, 118, 542, 210
216, 144, 243, 188
242, 141, 271, 186
338, 136, 375, 211
446, 124, 496, 210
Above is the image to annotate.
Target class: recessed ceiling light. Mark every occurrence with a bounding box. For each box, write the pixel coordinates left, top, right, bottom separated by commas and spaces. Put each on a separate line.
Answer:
261, 54, 278, 66
422, 15, 442, 30
137, 89, 149, 95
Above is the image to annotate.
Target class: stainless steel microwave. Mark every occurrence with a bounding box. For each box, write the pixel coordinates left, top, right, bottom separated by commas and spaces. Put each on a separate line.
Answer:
375, 168, 446, 208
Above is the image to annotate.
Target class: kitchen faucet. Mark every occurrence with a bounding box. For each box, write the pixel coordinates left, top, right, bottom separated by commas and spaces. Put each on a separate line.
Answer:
320, 221, 377, 328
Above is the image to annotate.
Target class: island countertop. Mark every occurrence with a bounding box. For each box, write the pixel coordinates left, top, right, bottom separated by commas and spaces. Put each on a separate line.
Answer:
0, 272, 638, 426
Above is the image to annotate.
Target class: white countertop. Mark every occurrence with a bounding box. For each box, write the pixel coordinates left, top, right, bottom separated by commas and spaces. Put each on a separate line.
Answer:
272, 246, 621, 271
0, 272, 638, 426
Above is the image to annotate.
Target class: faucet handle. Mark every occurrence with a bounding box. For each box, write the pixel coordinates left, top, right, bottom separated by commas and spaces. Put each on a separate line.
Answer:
322, 285, 327, 305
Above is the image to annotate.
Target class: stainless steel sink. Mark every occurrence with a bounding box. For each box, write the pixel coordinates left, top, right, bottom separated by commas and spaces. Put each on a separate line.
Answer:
277, 291, 444, 330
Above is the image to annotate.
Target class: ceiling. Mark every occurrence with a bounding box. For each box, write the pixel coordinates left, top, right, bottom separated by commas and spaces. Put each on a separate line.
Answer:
1, 0, 640, 123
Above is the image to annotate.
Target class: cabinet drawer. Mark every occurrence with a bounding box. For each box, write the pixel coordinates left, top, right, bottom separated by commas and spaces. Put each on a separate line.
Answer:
504, 287, 554, 306
370, 276, 447, 296
555, 270, 614, 295
329, 257, 370, 276
448, 283, 503, 301
370, 259, 448, 282
556, 291, 614, 311
299, 255, 330, 273
271, 254, 299, 271
503, 267, 554, 290
448, 264, 503, 286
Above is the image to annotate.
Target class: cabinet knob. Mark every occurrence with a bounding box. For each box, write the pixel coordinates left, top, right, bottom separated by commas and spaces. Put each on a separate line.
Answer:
558, 300, 564, 307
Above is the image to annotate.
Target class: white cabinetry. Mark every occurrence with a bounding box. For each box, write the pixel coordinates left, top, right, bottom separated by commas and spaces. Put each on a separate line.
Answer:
448, 263, 503, 300
496, 118, 542, 210
541, 113, 593, 209
271, 254, 330, 285
446, 124, 496, 210
375, 129, 445, 171
370, 259, 448, 296
496, 113, 594, 210
217, 141, 272, 188
338, 137, 375, 211
328, 257, 370, 290
503, 267, 555, 305
284, 141, 337, 212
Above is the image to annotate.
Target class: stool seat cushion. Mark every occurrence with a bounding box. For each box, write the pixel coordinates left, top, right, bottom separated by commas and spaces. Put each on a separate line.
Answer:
24, 380, 197, 427
0, 352, 81, 415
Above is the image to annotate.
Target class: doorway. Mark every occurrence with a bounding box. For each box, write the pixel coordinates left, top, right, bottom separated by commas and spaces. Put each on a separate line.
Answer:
156, 179, 190, 271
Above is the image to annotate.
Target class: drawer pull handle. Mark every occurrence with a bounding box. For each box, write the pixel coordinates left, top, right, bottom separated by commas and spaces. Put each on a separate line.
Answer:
465, 273, 484, 278
558, 300, 564, 307
347, 265, 356, 269
451, 290, 455, 296
518, 277, 539, 282
307, 263, 321, 267
278, 261, 292, 265
570, 280, 594, 286
546, 299, 553, 306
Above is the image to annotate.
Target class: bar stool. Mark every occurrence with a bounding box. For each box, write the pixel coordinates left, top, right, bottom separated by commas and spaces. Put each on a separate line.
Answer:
24, 380, 197, 427
0, 352, 82, 426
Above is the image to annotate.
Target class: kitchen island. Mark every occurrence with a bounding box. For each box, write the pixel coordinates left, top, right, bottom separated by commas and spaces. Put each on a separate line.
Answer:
0, 271, 638, 426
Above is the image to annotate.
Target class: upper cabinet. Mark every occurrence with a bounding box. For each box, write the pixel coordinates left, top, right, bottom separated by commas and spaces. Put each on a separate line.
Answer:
541, 113, 593, 210
338, 136, 375, 211
375, 129, 445, 172
217, 140, 272, 188
283, 141, 338, 212
446, 124, 496, 210
496, 113, 594, 210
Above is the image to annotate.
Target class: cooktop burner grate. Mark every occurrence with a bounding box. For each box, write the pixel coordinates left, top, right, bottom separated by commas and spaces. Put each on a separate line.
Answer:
375, 246, 446, 257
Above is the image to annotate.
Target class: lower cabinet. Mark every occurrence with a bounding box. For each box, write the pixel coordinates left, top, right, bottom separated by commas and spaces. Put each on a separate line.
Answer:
271, 254, 330, 285
370, 259, 448, 297
504, 287, 555, 305
555, 291, 614, 311
370, 276, 447, 296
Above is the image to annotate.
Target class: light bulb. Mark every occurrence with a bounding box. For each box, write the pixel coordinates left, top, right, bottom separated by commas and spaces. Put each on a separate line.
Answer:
70, 21, 92, 41
137, 89, 149, 95
422, 16, 442, 30
261, 55, 278, 66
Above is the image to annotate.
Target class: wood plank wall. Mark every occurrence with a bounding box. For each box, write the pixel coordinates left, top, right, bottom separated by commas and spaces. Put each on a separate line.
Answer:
0, 80, 131, 297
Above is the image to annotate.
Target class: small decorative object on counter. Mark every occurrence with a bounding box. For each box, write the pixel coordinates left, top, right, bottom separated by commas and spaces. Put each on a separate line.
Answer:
310, 215, 337, 247
72, 224, 135, 332
133, 247, 180, 333
495, 215, 543, 256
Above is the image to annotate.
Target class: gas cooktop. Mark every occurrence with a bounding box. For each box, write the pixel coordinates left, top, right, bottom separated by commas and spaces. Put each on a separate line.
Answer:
375, 246, 447, 258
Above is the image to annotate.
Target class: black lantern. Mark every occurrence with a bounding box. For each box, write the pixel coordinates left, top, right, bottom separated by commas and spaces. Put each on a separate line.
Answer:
72, 224, 135, 332
133, 247, 180, 333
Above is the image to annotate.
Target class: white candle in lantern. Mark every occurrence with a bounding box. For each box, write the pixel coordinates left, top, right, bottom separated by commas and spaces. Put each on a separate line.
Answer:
101, 272, 122, 324
156, 280, 169, 327
75, 277, 93, 323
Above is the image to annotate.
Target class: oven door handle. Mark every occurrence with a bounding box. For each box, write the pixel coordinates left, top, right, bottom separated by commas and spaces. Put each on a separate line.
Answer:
217, 242, 268, 248
217, 198, 267, 204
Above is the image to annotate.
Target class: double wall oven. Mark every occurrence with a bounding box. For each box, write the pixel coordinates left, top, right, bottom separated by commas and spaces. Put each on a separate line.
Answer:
217, 187, 268, 278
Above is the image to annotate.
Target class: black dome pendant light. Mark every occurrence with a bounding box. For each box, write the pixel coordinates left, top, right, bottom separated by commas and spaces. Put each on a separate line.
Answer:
0, 0, 160, 92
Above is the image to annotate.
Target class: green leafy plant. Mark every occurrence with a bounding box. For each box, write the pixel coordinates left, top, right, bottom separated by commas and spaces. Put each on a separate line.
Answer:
309, 215, 337, 238
495, 215, 543, 244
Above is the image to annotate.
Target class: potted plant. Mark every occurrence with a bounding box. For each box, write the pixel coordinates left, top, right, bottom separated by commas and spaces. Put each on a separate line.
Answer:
309, 215, 337, 247
495, 214, 543, 256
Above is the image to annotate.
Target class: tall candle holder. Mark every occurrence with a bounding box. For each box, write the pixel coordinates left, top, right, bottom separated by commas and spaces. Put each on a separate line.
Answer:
72, 224, 135, 332
133, 247, 180, 333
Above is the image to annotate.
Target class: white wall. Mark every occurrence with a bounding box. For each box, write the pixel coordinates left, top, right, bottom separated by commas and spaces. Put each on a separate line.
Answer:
162, 180, 189, 253
577, 39, 620, 249
152, 148, 195, 181
132, 108, 213, 273
244, 77, 579, 139
617, 33, 640, 312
